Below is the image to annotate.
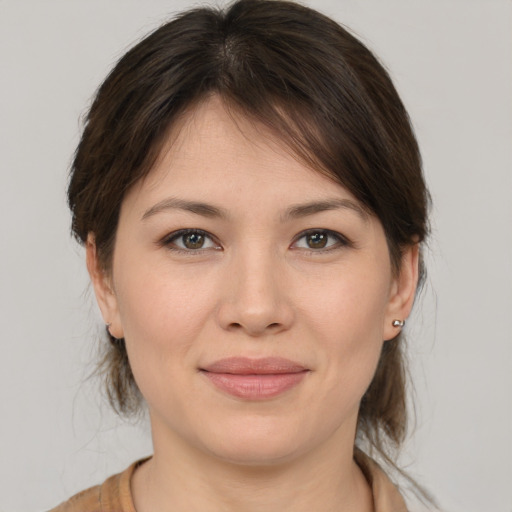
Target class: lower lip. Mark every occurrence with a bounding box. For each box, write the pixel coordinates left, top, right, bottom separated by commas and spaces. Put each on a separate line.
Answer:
201, 371, 308, 400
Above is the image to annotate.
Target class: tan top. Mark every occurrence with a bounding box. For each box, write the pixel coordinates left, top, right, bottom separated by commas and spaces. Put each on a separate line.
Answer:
49, 452, 407, 512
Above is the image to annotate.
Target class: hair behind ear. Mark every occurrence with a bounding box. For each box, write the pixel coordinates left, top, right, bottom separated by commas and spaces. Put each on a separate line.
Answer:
358, 335, 407, 449
96, 331, 142, 416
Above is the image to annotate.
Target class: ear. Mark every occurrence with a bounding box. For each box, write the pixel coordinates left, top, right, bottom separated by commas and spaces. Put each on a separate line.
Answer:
86, 234, 124, 339
382, 244, 420, 341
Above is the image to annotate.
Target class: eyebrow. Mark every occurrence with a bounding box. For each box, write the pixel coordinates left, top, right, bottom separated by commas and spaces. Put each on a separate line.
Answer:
283, 199, 369, 222
141, 197, 369, 222
142, 198, 229, 220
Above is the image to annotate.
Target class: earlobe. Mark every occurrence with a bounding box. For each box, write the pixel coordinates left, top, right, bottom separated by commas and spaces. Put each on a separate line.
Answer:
383, 244, 420, 341
86, 234, 124, 339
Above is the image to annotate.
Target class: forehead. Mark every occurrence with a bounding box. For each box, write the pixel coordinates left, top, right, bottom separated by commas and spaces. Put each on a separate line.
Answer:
136, 96, 357, 206
160, 97, 300, 173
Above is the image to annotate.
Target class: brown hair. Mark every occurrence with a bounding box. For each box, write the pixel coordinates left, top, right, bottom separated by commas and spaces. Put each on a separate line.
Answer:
69, 0, 430, 499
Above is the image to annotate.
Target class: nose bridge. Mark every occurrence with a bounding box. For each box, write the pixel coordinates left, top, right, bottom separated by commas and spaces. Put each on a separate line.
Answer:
239, 247, 278, 307
218, 241, 293, 336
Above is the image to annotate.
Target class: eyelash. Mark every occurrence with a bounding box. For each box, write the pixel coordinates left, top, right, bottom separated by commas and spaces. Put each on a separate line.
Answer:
159, 229, 221, 254
291, 229, 351, 253
159, 228, 351, 254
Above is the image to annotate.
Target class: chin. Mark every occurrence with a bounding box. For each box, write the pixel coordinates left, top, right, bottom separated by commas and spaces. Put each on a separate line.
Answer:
207, 439, 304, 468
192, 413, 320, 468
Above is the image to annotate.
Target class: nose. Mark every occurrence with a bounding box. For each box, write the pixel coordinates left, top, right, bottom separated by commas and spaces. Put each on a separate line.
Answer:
216, 250, 294, 337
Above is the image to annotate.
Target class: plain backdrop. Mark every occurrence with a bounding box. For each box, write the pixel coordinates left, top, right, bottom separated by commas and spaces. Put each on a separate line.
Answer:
1, 1, 511, 511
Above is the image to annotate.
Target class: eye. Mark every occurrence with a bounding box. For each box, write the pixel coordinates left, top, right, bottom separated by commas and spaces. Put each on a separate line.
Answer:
292, 229, 349, 251
161, 229, 221, 252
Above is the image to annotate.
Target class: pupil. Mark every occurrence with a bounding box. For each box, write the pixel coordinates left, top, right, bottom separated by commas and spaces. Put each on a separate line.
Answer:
184, 233, 204, 249
308, 232, 327, 248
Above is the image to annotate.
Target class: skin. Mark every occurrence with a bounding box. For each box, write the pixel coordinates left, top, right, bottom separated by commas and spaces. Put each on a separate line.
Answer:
88, 96, 419, 512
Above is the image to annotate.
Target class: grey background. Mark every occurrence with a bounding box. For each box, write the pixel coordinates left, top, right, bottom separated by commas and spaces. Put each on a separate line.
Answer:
1, 1, 511, 511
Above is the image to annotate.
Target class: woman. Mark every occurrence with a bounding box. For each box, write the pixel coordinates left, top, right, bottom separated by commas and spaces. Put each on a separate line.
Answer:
51, 0, 432, 510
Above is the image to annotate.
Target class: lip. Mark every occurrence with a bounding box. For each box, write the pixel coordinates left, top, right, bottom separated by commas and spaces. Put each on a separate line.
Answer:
200, 357, 309, 400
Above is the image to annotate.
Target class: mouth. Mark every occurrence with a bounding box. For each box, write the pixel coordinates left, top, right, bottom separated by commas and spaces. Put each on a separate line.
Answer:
200, 357, 309, 400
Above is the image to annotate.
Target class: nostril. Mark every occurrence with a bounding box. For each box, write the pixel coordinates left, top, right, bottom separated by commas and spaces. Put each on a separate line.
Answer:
227, 321, 282, 334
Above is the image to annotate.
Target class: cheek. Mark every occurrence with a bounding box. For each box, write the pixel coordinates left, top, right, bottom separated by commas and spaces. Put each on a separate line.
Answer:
302, 265, 391, 344
300, 267, 390, 401
112, 270, 216, 425
112, 259, 216, 378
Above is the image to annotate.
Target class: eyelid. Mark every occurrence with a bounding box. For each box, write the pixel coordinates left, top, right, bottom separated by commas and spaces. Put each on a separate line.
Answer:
291, 228, 351, 251
158, 227, 350, 253
159, 228, 222, 252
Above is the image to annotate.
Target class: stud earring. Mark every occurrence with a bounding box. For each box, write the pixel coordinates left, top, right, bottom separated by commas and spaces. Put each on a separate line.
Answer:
392, 319, 405, 328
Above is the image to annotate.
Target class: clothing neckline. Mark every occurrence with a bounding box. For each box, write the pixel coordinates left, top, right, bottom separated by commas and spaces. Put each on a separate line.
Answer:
103, 451, 407, 512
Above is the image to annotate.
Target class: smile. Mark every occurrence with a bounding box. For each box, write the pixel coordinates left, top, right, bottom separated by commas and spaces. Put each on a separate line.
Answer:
200, 357, 310, 400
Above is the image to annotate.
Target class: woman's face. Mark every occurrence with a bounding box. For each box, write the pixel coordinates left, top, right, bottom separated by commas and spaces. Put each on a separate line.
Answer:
90, 97, 417, 466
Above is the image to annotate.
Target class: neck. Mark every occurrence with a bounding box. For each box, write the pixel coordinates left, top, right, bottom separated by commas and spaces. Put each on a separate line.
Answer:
132, 428, 373, 512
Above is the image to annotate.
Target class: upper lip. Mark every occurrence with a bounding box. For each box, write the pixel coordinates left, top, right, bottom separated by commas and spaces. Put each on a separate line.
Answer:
201, 357, 307, 375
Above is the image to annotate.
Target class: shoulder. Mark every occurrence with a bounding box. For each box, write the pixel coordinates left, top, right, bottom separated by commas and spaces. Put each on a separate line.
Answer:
48, 484, 101, 512
47, 458, 148, 512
